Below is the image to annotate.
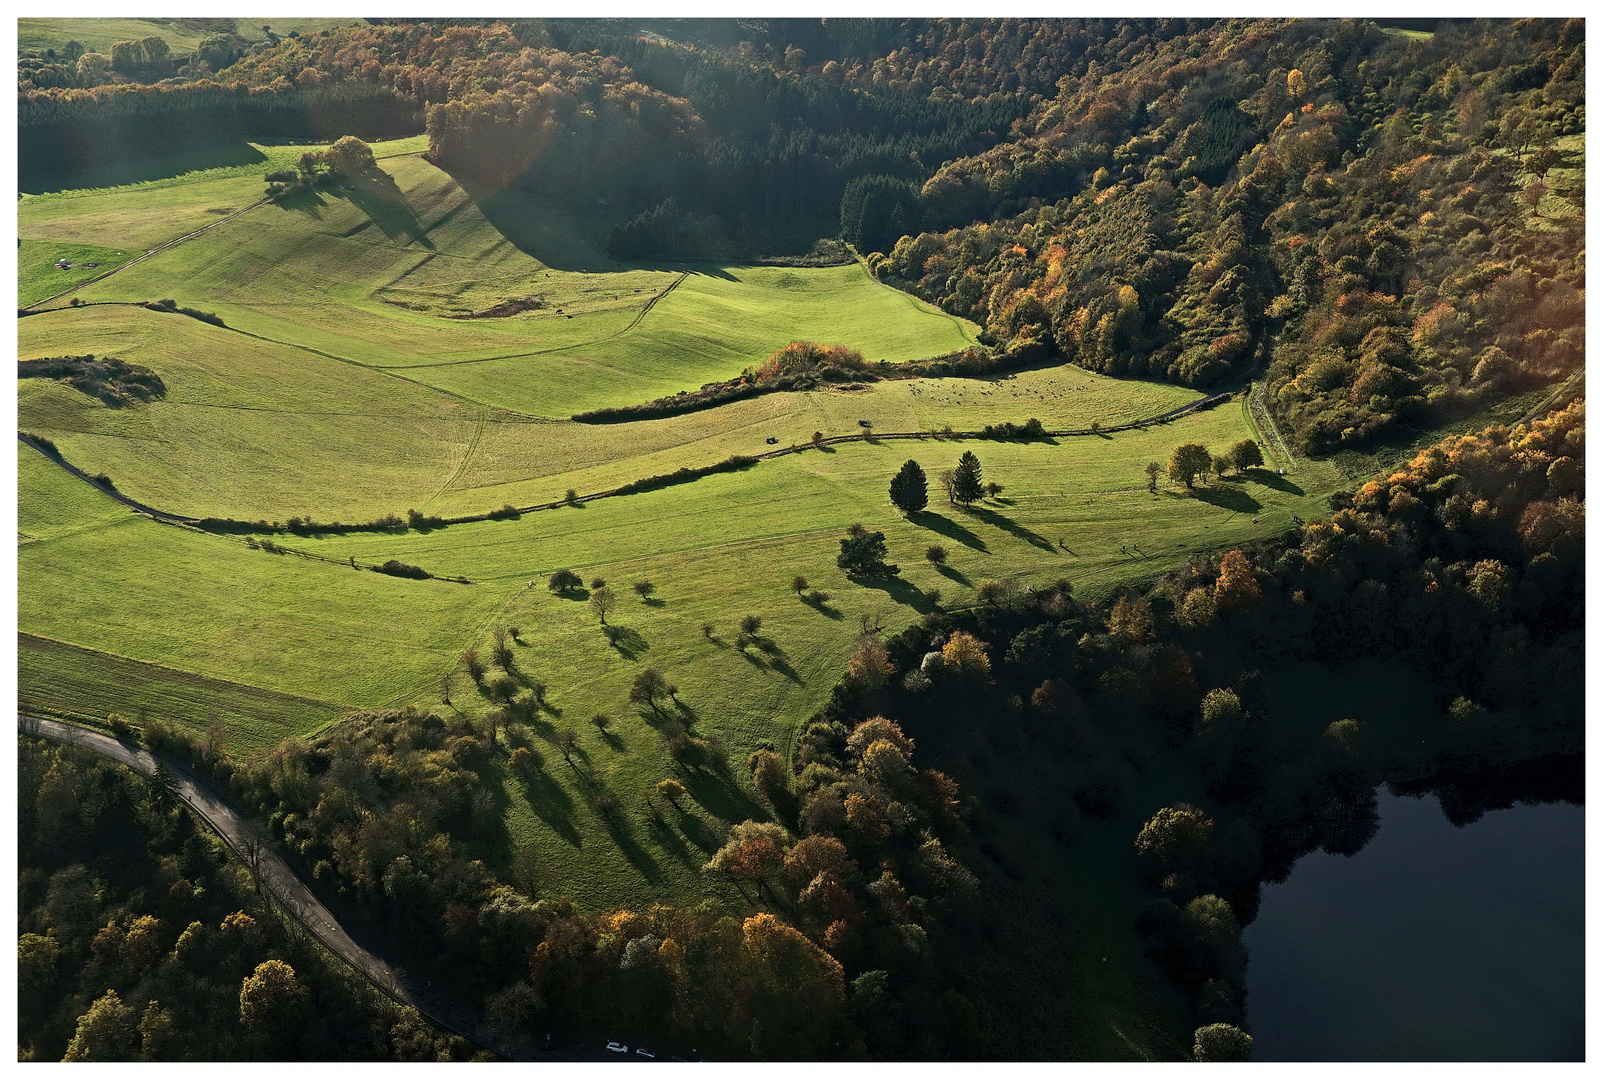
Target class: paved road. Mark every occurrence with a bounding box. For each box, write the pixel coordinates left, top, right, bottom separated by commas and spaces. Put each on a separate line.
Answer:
18, 714, 643, 1061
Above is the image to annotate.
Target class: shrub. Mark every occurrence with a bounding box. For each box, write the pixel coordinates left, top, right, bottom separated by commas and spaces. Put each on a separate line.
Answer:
548, 569, 583, 593
373, 560, 429, 580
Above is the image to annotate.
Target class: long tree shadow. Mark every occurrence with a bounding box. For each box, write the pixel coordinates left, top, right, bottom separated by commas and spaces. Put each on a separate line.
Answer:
1252, 469, 1305, 495
802, 594, 844, 619
599, 808, 662, 883
916, 510, 990, 552
969, 506, 1057, 551
752, 640, 804, 684
647, 815, 697, 868
602, 624, 649, 659
1190, 484, 1263, 514
681, 769, 770, 824
272, 186, 329, 221
342, 173, 434, 247
935, 563, 973, 586
855, 574, 936, 613
597, 727, 627, 753
516, 770, 582, 847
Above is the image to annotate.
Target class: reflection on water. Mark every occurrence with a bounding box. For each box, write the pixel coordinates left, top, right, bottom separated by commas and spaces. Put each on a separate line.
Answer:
1242, 790, 1583, 1061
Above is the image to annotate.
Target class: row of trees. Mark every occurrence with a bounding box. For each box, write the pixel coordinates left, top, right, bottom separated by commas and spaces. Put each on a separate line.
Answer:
888, 451, 992, 514
1156, 438, 1264, 489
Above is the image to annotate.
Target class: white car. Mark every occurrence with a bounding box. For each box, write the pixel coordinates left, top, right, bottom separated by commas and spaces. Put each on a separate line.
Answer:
606, 1042, 628, 1054
635, 1048, 656, 1059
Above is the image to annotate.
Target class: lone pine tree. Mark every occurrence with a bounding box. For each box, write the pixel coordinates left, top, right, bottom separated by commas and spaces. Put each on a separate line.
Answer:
889, 459, 929, 514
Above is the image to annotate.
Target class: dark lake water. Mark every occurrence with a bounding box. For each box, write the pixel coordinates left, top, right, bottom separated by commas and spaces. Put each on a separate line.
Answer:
1242, 790, 1584, 1061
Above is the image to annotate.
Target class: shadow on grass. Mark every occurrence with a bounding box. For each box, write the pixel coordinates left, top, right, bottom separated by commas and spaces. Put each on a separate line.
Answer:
598, 727, 627, 753
642, 597, 666, 608
855, 574, 936, 614
516, 770, 582, 847
935, 563, 973, 586
1190, 484, 1264, 514
21, 138, 269, 195
602, 624, 649, 659
803, 595, 844, 620
647, 815, 698, 867
343, 173, 434, 247
916, 510, 989, 552
1253, 469, 1305, 496
272, 186, 329, 221
599, 809, 661, 883
682, 769, 769, 825
969, 506, 1057, 551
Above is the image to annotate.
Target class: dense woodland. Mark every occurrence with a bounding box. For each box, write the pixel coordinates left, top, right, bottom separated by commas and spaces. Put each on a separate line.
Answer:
17, 736, 470, 1061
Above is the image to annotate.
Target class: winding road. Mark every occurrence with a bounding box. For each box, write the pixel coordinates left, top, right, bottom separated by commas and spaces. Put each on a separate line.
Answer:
18, 714, 652, 1062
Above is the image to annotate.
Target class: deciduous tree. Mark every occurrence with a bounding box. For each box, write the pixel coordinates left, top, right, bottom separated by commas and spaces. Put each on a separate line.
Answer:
1167, 443, 1213, 488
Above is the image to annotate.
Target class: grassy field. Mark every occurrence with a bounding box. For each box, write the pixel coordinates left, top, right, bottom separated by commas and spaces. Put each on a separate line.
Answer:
17, 143, 1346, 921
18, 633, 346, 755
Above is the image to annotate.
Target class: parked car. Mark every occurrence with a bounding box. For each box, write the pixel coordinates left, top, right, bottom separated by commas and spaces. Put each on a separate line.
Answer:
636, 1047, 656, 1059
606, 1042, 628, 1053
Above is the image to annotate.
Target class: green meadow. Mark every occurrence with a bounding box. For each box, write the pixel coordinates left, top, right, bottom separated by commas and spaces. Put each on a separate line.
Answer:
17, 141, 1343, 911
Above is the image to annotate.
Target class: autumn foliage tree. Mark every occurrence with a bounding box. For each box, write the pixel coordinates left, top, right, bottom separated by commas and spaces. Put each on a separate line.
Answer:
1212, 551, 1262, 613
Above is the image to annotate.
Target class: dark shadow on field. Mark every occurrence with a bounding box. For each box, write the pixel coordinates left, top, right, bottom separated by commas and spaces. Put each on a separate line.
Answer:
466, 183, 617, 272
602, 624, 649, 659
802, 594, 844, 619
647, 815, 697, 867
273, 186, 329, 220
516, 770, 582, 847
1253, 470, 1305, 495
854, 574, 935, 614
20, 138, 269, 195
916, 510, 989, 552
1191, 485, 1263, 514
682, 769, 769, 824
969, 506, 1057, 551
597, 727, 627, 753
641, 597, 666, 608
343, 173, 434, 247
738, 639, 803, 684
935, 563, 973, 586
599, 807, 662, 882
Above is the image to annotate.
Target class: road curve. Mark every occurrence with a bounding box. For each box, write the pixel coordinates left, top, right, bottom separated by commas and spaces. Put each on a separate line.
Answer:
19, 715, 559, 1059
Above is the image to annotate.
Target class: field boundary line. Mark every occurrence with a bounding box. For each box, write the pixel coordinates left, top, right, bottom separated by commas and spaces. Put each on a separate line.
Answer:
18, 631, 354, 714
20, 392, 1232, 538
368, 270, 691, 373
20, 196, 271, 312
